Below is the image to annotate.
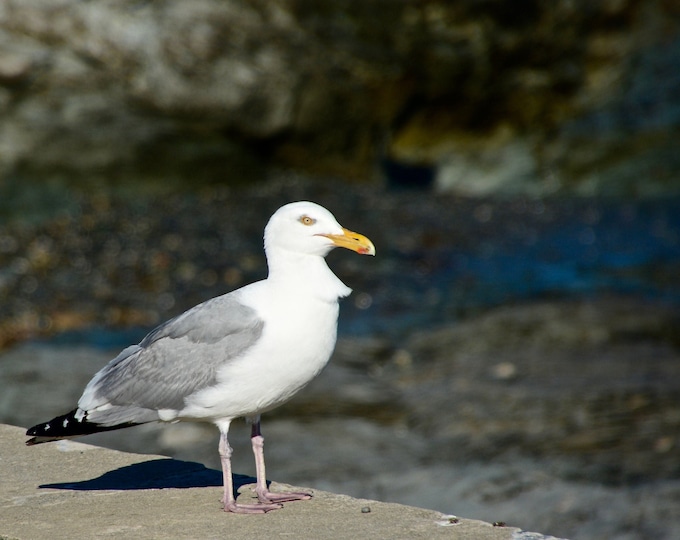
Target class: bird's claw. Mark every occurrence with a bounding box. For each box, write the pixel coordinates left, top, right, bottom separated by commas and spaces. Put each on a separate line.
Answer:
223, 500, 283, 513
256, 489, 313, 504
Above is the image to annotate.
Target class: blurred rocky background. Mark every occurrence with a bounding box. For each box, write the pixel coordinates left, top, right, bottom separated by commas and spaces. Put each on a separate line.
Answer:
1, 1, 680, 539
1, 0, 679, 195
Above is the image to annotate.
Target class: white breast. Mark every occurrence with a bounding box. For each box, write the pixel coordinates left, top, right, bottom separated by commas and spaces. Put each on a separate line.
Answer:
179, 280, 341, 422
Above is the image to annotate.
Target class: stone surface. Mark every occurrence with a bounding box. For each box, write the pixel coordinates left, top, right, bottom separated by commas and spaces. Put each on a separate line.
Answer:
0, 423, 549, 540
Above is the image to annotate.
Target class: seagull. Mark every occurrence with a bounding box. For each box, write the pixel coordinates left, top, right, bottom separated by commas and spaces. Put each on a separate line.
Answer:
26, 201, 375, 513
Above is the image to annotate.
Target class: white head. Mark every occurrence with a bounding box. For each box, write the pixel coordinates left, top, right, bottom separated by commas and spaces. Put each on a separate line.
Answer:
264, 201, 375, 259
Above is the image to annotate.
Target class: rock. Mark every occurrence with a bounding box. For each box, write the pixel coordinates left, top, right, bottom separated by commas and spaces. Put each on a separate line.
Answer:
2, 424, 544, 540
0, 1, 678, 193
0, 0, 302, 185
399, 297, 680, 483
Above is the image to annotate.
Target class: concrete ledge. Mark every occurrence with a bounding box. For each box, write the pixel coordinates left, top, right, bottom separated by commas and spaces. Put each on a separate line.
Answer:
1, 424, 559, 539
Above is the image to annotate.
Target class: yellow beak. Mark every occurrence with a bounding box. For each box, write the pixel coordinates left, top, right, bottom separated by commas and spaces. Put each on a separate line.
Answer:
319, 228, 376, 256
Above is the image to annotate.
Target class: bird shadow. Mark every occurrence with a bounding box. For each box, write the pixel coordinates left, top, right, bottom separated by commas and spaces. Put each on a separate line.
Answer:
39, 457, 255, 494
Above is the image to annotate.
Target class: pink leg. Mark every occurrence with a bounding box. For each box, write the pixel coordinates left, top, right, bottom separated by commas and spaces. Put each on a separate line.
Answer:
218, 430, 282, 513
251, 421, 312, 504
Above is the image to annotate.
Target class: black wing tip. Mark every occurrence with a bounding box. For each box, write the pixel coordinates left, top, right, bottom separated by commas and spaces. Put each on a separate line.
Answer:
25, 408, 83, 444
25, 436, 41, 446
25, 425, 39, 445
25, 424, 60, 445
25, 408, 144, 446
26, 423, 43, 436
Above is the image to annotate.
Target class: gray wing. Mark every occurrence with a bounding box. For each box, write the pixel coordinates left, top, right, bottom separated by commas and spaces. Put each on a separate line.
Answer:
79, 292, 265, 421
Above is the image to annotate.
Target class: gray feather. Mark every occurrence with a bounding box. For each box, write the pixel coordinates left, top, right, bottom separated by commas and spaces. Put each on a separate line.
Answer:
85, 405, 159, 426
85, 293, 265, 415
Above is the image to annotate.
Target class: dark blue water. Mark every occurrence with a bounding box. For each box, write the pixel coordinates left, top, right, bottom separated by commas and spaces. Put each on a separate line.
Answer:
342, 198, 680, 338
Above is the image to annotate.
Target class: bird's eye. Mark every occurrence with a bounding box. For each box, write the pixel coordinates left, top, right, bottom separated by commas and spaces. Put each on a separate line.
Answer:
299, 216, 316, 226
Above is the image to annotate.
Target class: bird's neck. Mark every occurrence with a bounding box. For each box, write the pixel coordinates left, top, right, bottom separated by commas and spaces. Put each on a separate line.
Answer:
265, 248, 352, 302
